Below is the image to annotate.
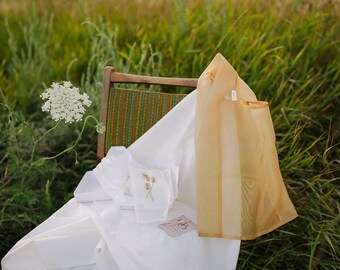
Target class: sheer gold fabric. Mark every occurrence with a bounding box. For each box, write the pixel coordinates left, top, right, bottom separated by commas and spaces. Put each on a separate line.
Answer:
195, 53, 298, 240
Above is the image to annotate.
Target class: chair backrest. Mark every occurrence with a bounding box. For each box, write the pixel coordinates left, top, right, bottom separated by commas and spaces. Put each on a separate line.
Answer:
97, 67, 198, 159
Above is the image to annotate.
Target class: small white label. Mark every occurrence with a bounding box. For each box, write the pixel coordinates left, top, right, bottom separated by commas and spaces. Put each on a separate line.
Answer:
231, 90, 237, 101
159, 215, 197, 237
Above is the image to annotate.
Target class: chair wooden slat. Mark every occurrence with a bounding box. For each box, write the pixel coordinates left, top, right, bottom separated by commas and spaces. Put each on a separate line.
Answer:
111, 72, 198, 88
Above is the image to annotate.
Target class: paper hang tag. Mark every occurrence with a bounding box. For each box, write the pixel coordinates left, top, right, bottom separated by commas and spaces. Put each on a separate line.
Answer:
159, 215, 197, 237
231, 89, 237, 101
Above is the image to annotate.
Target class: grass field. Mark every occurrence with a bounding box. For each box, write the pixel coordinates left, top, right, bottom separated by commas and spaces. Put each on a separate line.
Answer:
0, 0, 339, 269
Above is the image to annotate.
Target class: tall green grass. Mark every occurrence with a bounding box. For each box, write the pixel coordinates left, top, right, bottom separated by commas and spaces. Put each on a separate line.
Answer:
0, 0, 339, 269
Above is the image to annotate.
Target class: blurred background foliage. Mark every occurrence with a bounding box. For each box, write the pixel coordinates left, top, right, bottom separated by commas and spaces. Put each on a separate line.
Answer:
0, 0, 339, 269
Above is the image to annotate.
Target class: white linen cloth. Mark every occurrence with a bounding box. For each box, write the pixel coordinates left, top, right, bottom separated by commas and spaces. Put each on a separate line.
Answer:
1, 90, 241, 270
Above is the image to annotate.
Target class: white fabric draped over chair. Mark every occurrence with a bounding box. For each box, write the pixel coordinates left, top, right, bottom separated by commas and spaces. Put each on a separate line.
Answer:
2, 90, 241, 270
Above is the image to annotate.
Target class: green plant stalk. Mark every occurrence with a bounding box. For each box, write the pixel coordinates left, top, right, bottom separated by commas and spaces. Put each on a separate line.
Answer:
31, 115, 100, 165
21, 115, 100, 186
22, 120, 61, 185
29, 120, 61, 163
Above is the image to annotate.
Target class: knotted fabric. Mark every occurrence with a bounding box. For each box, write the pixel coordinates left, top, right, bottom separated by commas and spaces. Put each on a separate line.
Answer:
195, 53, 298, 240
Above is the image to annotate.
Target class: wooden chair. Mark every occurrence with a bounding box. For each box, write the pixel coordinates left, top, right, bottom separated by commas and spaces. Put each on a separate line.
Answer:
97, 67, 198, 160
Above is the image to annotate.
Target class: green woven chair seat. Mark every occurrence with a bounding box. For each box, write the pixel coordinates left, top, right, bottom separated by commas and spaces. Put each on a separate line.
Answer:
104, 88, 187, 154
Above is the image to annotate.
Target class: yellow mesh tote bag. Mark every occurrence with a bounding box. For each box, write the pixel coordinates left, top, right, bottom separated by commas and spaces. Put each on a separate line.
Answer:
195, 53, 298, 240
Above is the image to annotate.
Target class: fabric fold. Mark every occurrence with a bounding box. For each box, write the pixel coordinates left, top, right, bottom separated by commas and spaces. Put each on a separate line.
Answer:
195, 53, 298, 240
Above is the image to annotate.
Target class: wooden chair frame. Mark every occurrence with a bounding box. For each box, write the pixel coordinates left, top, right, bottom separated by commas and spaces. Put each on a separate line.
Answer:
97, 66, 198, 159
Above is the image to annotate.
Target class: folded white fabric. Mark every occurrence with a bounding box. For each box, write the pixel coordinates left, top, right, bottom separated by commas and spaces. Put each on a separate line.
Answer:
74, 146, 180, 223
74, 146, 130, 203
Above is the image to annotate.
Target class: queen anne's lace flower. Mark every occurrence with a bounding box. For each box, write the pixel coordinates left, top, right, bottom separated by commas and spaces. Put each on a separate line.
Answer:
41, 81, 92, 123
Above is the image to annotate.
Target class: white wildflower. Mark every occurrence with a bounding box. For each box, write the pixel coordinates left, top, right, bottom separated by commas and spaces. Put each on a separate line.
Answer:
40, 81, 92, 124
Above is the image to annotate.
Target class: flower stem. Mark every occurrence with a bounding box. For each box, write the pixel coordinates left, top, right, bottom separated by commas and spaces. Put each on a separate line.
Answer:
29, 120, 61, 163
32, 115, 99, 165
23, 120, 61, 185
